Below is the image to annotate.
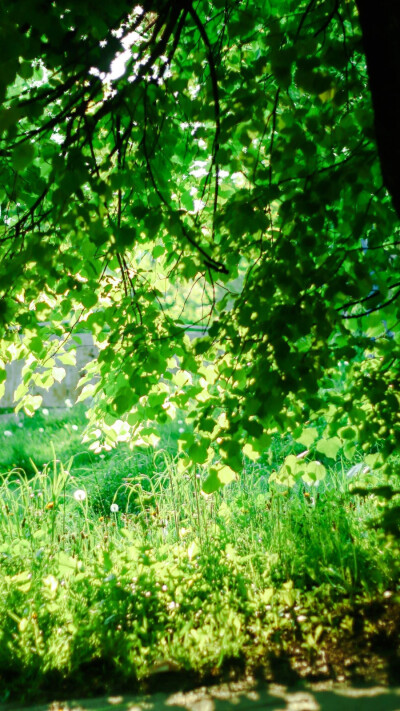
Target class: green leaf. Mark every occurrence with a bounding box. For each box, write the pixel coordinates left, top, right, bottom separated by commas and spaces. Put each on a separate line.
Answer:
52, 366, 66, 382
302, 460, 326, 484
57, 552, 80, 576
272, 454, 305, 487
296, 427, 318, 448
152, 245, 165, 258
12, 142, 35, 171
339, 426, 358, 441
316, 437, 341, 460
188, 440, 210, 464
202, 463, 237, 494
343, 441, 357, 460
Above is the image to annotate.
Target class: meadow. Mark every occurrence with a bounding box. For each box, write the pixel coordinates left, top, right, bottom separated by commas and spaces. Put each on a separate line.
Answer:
0, 407, 399, 704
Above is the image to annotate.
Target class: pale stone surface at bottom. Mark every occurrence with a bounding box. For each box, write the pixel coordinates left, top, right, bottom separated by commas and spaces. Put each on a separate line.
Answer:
2, 679, 400, 711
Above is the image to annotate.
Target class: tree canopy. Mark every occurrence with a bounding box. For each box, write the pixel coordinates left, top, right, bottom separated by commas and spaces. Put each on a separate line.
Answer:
1, 0, 399, 491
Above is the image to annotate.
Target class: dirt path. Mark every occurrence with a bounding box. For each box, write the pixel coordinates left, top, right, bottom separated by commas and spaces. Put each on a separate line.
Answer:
3, 679, 400, 711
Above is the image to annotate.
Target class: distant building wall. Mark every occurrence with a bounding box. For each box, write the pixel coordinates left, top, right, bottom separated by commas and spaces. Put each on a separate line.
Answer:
0, 326, 206, 410
0, 333, 98, 409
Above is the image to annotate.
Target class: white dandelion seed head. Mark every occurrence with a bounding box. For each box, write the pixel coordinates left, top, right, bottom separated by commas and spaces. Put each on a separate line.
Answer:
73, 489, 86, 502
167, 601, 179, 610
110, 503, 119, 513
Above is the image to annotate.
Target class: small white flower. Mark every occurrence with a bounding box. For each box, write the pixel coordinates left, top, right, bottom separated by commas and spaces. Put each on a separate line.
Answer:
162, 584, 167, 592
99, 454, 105, 459
110, 503, 119, 513
73, 489, 86, 502
178, 427, 185, 433
4, 430, 12, 437
39, 427, 44, 433
42, 408, 49, 416
71, 424, 78, 431
17, 422, 23, 428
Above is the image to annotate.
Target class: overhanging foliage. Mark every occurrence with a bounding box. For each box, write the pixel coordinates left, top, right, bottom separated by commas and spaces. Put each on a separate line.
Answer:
0, 0, 399, 489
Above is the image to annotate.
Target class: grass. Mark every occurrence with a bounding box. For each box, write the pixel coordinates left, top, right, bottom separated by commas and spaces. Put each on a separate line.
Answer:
0, 408, 399, 704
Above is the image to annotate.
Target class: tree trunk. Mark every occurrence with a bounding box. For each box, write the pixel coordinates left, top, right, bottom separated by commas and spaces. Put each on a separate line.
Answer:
356, 0, 400, 219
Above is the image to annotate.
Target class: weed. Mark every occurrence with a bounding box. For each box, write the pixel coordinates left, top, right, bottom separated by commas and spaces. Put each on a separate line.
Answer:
0, 408, 398, 703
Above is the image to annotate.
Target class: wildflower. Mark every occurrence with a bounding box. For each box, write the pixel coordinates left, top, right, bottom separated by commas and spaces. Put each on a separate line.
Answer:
99, 516, 104, 522
110, 503, 119, 513
167, 601, 179, 610
4, 430, 12, 437
73, 489, 86, 502
71, 424, 78, 431
45, 501, 55, 510
39, 427, 44, 433
178, 427, 185, 433
42, 408, 49, 415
